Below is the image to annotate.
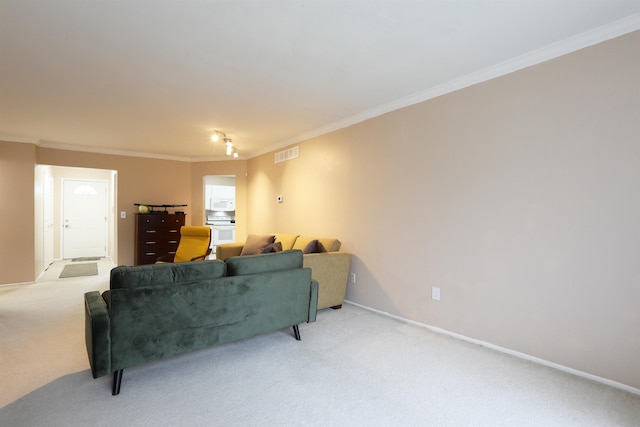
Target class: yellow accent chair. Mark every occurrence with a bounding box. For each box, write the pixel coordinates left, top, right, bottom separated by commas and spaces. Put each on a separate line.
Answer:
157, 226, 211, 263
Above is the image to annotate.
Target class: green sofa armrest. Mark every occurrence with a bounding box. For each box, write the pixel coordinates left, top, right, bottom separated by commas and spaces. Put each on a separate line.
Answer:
303, 252, 352, 309
216, 243, 244, 261
84, 291, 111, 378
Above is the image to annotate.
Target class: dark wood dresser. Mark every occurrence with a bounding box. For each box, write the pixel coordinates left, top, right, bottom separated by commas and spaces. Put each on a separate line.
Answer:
134, 214, 186, 265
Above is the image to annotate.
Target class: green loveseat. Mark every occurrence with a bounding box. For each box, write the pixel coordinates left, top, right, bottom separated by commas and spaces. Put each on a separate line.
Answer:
84, 250, 318, 395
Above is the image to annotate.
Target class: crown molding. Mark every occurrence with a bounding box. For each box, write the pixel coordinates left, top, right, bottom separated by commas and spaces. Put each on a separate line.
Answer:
37, 141, 195, 162
0, 135, 40, 144
3, 136, 243, 162
250, 13, 640, 159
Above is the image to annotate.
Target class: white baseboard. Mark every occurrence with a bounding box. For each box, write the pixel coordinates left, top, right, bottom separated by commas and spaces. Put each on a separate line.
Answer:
0, 281, 37, 288
345, 300, 640, 396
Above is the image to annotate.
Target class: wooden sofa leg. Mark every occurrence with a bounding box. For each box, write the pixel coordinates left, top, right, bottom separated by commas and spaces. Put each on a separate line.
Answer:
292, 325, 301, 341
330, 304, 342, 310
112, 369, 123, 395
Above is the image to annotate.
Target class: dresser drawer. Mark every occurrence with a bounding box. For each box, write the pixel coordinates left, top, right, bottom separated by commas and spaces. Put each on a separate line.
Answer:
138, 215, 184, 228
138, 227, 181, 238
140, 239, 180, 250
135, 214, 185, 265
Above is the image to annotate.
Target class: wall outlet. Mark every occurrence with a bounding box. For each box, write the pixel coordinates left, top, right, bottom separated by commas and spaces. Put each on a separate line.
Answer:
432, 287, 441, 301
350, 273, 356, 284
120, 211, 126, 219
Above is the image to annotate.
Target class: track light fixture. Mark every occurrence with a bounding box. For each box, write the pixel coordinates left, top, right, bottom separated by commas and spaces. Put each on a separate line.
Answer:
211, 130, 239, 158
225, 138, 233, 156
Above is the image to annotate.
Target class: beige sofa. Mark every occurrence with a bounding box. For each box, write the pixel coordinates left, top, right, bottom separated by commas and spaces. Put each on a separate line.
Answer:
216, 234, 351, 310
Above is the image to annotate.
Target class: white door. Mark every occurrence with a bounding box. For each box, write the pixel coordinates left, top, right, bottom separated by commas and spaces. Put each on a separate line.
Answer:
62, 179, 108, 259
43, 170, 54, 268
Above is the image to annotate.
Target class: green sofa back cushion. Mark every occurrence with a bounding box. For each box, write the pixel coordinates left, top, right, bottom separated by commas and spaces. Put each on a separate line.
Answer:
110, 260, 226, 289
225, 250, 303, 276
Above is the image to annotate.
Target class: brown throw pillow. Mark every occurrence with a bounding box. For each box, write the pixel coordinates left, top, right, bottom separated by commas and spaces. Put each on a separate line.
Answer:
302, 239, 326, 254
261, 241, 283, 254
241, 234, 275, 255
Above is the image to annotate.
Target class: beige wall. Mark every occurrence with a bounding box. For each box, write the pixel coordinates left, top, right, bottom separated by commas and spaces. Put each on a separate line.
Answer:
247, 31, 640, 389
0, 141, 36, 283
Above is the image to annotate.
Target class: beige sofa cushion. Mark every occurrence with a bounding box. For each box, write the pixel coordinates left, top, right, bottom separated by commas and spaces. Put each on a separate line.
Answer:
274, 234, 299, 250
293, 236, 341, 252
240, 234, 275, 255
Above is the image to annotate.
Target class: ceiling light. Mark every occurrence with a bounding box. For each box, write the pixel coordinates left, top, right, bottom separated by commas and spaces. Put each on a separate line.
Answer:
211, 130, 225, 142
211, 130, 240, 158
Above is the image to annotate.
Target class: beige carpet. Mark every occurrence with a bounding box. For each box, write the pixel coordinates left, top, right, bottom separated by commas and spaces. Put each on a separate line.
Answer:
1, 266, 640, 426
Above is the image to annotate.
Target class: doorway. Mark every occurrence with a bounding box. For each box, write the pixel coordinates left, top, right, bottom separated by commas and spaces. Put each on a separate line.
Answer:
204, 175, 236, 257
35, 165, 117, 276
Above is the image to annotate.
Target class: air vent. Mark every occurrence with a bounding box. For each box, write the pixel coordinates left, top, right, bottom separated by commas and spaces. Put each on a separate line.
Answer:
275, 146, 299, 163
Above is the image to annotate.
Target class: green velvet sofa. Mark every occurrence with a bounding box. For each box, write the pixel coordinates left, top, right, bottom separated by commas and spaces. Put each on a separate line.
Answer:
84, 250, 318, 395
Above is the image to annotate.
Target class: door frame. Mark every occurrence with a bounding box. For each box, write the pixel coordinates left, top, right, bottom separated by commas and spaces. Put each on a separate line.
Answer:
43, 169, 54, 268
34, 165, 118, 279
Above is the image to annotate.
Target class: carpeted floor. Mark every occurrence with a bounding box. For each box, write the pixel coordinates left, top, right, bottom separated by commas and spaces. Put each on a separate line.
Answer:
1, 268, 639, 426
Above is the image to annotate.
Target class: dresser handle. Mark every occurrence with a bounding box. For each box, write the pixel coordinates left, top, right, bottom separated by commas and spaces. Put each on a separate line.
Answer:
145, 252, 156, 256
146, 230, 157, 234
146, 241, 156, 244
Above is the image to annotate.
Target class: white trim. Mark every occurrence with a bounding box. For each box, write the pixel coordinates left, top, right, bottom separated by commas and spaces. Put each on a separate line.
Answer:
0, 281, 37, 288
37, 141, 239, 162
0, 135, 40, 144
37, 141, 196, 162
5, 137, 242, 162
345, 300, 640, 396
252, 14, 640, 158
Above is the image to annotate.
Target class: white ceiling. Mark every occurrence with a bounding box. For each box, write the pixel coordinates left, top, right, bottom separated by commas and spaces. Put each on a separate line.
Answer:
1, 1, 639, 160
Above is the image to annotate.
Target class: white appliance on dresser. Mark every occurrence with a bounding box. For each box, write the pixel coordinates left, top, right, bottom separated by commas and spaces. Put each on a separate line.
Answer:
207, 214, 236, 257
